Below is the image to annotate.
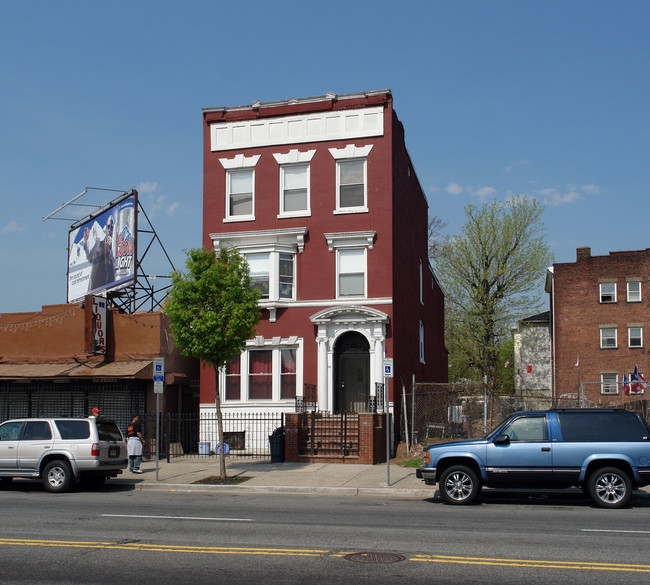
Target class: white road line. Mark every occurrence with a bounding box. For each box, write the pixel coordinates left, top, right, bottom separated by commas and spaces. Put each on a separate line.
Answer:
102, 514, 253, 522
581, 529, 650, 534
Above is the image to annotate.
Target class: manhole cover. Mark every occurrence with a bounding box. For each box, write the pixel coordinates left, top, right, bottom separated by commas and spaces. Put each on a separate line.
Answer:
344, 552, 405, 564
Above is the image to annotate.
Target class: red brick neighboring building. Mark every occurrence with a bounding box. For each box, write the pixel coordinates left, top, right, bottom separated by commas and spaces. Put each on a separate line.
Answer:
546, 246, 650, 405
201, 90, 447, 445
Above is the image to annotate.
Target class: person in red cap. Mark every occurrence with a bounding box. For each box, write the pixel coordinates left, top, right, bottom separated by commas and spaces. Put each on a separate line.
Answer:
91, 408, 100, 418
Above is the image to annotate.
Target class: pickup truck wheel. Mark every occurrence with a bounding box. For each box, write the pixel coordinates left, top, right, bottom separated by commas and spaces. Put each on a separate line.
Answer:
588, 467, 632, 509
42, 460, 73, 493
439, 465, 481, 505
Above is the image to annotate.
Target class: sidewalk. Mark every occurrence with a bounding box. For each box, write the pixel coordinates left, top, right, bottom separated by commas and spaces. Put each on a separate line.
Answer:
112, 456, 650, 502
114, 456, 437, 498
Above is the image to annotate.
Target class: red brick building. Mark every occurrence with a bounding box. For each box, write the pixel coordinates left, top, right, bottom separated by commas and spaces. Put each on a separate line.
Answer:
546, 246, 650, 405
201, 90, 447, 446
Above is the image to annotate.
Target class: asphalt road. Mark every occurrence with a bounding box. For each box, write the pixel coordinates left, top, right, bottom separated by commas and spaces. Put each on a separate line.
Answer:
1, 481, 650, 584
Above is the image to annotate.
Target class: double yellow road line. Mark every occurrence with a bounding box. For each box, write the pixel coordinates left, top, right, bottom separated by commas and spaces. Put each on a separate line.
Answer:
2, 538, 650, 573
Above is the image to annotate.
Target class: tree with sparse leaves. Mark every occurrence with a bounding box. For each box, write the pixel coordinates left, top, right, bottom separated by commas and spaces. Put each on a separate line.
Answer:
165, 247, 261, 478
432, 196, 553, 390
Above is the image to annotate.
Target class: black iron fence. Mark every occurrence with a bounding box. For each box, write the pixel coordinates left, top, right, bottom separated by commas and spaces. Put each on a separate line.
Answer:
297, 411, 360, 457
142, 412, 283, 461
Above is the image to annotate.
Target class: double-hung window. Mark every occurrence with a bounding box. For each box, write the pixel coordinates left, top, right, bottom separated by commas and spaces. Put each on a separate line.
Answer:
280, 348, 297, 399
599, 282, 616, 303
419, 321, 425, 363
245, 251, 294, 301
280, 164, 309, 215
627, 281, 642, 302
629, 326, 643, 348
600, 327, 617, 349
246, 253, 270, 299
227, 169, 254, 219
329, 144, 373, 214
249, 350, 272, 400
337, 159, 366, 210
225, 355, 241, 400
220, 153, 260, 222
338, 248, 366, 298
601, 373, 618, 395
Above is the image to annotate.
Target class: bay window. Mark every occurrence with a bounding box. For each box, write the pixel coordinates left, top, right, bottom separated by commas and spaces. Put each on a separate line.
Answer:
223, 341, 302, 403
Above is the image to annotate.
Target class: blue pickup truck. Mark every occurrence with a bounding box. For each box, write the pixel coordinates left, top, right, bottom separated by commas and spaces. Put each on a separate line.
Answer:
416, 409, 650, 508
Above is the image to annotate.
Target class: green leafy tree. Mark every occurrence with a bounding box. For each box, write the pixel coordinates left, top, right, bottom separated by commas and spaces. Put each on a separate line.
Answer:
433, 196, 553, 391
165, 247, 261, 478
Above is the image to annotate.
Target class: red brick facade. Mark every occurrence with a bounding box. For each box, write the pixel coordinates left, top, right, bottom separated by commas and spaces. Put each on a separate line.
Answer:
201, 90, 447, 448
547, 246, 650, 405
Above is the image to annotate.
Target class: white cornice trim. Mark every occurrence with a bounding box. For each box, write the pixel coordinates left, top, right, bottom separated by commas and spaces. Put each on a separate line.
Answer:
272, 149, 316, 165
324, 231, 376, 252
210, 227, 309, 253
219, 154, 261, 169
328, 144, 374, 159
209, 107, 383, 152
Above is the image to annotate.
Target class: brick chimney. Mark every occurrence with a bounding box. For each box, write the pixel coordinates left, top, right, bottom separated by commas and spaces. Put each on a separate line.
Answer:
576, 247, 591, 262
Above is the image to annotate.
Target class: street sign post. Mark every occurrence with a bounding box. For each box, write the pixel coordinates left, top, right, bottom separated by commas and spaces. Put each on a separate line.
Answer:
152, 357, 165, 481
382, 357, 393, 486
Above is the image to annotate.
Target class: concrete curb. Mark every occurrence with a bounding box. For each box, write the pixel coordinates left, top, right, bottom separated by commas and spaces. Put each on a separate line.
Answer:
135, 482, 438, 498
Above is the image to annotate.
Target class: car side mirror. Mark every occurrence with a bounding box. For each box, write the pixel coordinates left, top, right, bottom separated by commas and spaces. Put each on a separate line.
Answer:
493, 434, 510, 445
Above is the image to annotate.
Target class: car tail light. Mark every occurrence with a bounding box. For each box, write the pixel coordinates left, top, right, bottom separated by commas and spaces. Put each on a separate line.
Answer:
91, 443, 100, 457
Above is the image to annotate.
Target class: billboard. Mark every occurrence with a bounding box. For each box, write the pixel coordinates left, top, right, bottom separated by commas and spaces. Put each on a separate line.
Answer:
68, 192, 137, 303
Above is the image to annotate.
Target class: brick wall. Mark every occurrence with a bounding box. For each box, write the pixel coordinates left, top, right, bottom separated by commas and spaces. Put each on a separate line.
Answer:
551, 246, 650, 404
284, 412, 387, 464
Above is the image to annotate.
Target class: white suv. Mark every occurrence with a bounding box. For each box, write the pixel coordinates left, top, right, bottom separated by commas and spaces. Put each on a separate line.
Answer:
0, 417, 128, 492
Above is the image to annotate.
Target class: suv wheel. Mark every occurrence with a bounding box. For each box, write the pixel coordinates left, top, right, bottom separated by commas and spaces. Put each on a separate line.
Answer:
588, 467, 632, 509
439, 465, 481, 505
42, 460, 73, 493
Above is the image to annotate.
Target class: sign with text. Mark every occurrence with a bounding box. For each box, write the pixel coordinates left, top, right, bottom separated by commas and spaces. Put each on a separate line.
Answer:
383, 357, 393, 378
68, 191, 137, 303
84, 295, 107, 354
153, 357, 165, 382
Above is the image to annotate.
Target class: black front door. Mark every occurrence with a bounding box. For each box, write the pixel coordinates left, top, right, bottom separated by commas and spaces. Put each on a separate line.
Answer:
335, 332, 369, 413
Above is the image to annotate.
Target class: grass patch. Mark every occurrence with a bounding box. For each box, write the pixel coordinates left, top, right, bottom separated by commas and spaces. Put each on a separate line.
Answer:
192, 475, 251, 485
395, 458, 422, 468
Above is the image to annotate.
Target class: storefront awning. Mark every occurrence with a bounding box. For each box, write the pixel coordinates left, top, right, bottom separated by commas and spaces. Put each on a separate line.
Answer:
0, 360, 153, 380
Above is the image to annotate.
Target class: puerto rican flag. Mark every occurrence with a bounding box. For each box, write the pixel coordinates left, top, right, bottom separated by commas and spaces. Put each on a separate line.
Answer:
622, 372, 630, 395
630, 364, 648, 394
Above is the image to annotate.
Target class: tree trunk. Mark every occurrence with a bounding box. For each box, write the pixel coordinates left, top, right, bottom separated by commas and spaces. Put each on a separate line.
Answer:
214, 365, 227, 479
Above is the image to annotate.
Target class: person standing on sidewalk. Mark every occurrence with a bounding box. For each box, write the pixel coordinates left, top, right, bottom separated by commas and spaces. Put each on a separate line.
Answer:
126, 414, 144, 473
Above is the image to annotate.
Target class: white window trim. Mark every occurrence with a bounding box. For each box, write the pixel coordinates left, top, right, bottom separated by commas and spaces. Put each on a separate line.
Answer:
628, 326, 643, 348
273, 150, 315, 219
324, 231, 376, 301
244, 249, 295, 302
220, 154, 261, 223
419, 320, 425, 363
601, 373, 619, 395
599, 327, 617, 349
599, 281, 617, 303
221, 338, 303, 404
627, 280, 642, 303
279, 163, 311, 218
336, 248, 367, 300
329, 144, 373, 215
419, 258, 423, 305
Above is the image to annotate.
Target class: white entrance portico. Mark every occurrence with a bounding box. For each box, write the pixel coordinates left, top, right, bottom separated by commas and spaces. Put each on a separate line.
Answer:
310, 306, 390, 412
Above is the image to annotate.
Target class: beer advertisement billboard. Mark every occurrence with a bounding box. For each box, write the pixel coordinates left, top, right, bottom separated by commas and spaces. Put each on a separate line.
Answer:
67, 192, 137, 303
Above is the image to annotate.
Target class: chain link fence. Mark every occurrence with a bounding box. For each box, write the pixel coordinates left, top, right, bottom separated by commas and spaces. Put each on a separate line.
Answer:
403, 382, 649, 446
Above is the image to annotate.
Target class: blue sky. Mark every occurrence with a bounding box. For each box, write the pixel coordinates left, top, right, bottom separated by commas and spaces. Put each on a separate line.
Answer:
1, 1, 648, 314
